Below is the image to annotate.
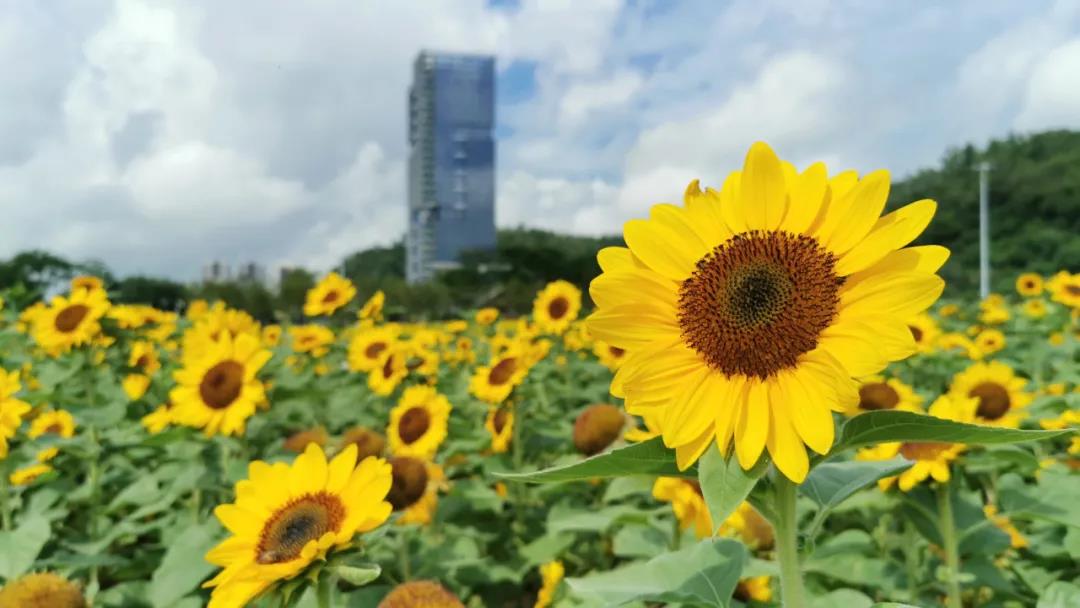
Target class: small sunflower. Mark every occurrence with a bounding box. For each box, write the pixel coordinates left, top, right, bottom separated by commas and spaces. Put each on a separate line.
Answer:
358, 290, 386, 322
0, 572, 86, 608
734, 576, 773, 603
533, 280, 582, 335
122, 373, 151, 400
974, 328, 1006, 356
653, 477, 713, 539
1022, 299, 1048, 319
203, 444, 392, 607
10, 463, 53, 485
1048, 271, 1080, 309
939, 332, 981, 360
385, 457, 444, 525
28, 409, 76, 439
340, 427, 387, 461
475, 307, 499, 326
1015, 273, 1043, 297
573, 404, 625, 456
906, 312, 941, 354
128, 341, 161, 374
948, 361, 1032, 427
397, 461, 445, 526
289, 325, 335, 357
378, 581, 464, 608
70, 275, 104, 294
141, 402, 174, 435
262, 324, 282, 347
347, 327, 399, 372
588, 142, 947, 481
485, 407, 513, 453
387, 386, 451, 459
170, 333, 271, 437
32, 288, 110, 354
469, 348, 530, 404
368, 348, 408, 397
847, 376, 923, 416
282, 427, 329, 453
534, 560, 565, 608
721, 502, 774, 550
592, 340, 627, 370
304, 272, 356, 317
984, 504, 1028, 549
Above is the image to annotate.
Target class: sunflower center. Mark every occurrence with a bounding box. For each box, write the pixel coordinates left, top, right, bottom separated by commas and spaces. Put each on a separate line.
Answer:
398, 407, 431, 444
548, 296, 570, 320
677, 231, 841, 379
969, 381, 1011, 420
365, 342, 388, 359
1066, 284, 1080, 296
488, 358, 517, 385
54, 305, 90, 333
387, 457, 428, 510
909, 325, 923, 342
45, 424, 64, 435
381, 353, 398, 378
256, 493, 345, 564
199, 361, 245, 410
322, 290, 339, 304
136, 354, 151, 369
899, 441, 951, 461
493, 408, 509, 434
858, 382, 900, 411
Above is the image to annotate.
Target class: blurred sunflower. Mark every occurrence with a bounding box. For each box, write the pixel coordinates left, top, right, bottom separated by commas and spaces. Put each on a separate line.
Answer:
906, 312, 941, 354
974, 328, 1006, 356
470, 348, 530, 404
534, 560, 565, 608
0, 370, 32, 458
368, 348, 408, 397
1022, 299, 1048, 319
304, 272, 356, 317
32, 288, 110, 354
122, 374, 151, 400
938, 332, 981, 360
592, 340, 627, 370
170, 334, 271, 437
378, 581, 463, 608
203, 444, 392, 607
984, 504, 1028, 549
289, 324, 335, 357
282, 427, 329, 453
388, 386, 451, 459
485, 407, 513, 453
10, 463, 53, 485
386, 457, 445, 525
532, 280, 582, 335
573, 404, 625, 456
949, 361, 1032, 427
262, 324, 282, 347
1047, 271, 1080, 308
128, 341, 161, 374
397, 461, 445, 526
28, 409, 76, 439
847, 376, 922, 416
734, 576, 773, 603
141, 401, 174, 435
588, 142, 946, 481
340, 426, 387, 461
653, 477, 713, 538
70, 275, 104, 294
721, 502, 774, 550
358, 290, 385, 322
1015, 273, 1043, 296
475, 307, 499, 326
347, 327, 399, 372
0, 572, 86, 607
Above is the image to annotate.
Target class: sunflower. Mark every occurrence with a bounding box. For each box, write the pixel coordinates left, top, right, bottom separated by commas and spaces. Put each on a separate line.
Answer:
368, 348, 409, 397
262, 324, 282, 347
123, 374, 151, 400
475, 307, 499, 326
181, 305, 261, 365
847, 375, 923, 417
203, 444, 391, 607
1022, 299, 1048, 319
984, 504, 1028, 549
387, 386, 451, 459
378, 581, 464, 608
974, 328, 1006, 356
469, 348, 531, 404
340, 427, 387, 461
587, 142, 946, 481
128, 341, 161, 374
592, 340, 627, 370
938, 332, 981, 360
28, 409, 76, 439
0, 371, 32, 459
1048, 271, 1080, 308
533, 280, 582, 335
397, 461, 445, 526
347, 327, 399, 372
624, 410, 662, 443
70, 275, 104, 295
938, 303, 960, 317
289, 325, 335, 357
32, 288, 110, 354
906, 312, 941, 354
735, 576, 773, 603
857, 395, 976, 491
653, 477, 713, 539
0, 572, 86, 608
283, 427, 329, 453
485, 407, 513, 453
170, 333, 271, 437
358, 290, 385, 322
534, 560, 565, 608
1015, 273, 1043, 297
304, 272, 356, 317
385, 457, 445, 525
573, 404, 625, 456
721, 502, 775, 550
10, 463, 53, 485
948, 361, 1032, 428
142, 402, 174, 435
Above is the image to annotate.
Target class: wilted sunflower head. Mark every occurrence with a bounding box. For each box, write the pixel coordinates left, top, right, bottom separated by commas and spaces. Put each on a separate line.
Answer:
573, 404, 625, 456
378, 580, 464, 608
341, 426, 386, 460
0, 572, 86, 608
387, 456, 429, 511
283, 427, 329, 453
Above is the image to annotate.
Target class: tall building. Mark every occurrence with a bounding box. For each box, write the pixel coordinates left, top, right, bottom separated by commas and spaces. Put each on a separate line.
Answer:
406, 51, 496, 283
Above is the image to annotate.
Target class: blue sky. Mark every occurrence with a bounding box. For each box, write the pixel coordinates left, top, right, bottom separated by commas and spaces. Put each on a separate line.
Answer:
1, 0, 1078, 279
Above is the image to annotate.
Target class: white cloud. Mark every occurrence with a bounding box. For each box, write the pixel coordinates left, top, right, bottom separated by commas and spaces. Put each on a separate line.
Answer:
558, 71, 643, 129
1015, 38, 1080, 130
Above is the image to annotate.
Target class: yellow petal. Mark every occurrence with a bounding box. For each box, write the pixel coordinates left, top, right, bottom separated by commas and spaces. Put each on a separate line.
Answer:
817, 323, 890, 378
846, 245, 950, 285
683, 180, 730, 246
780, 162, 828, 234
765, 393, 809, 483
739, 142, 788, 231
840, 272, 945, 319
808, 170, 858, 235
597, 246, 635, 273
782, 371, 835, 455
623, 218, 698, 281
713, 375, 746, 455
823, 170, 890, 255
586, 304, 680, 350
590, 269, 678, 311
734, 380, 769, 470
675, 425, 714, 471
663, 369, 719, 447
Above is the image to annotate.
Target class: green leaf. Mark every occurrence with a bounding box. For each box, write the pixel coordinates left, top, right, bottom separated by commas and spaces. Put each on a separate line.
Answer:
333, 563, 381, 587
1038, 582, 1080, 608
496, 437, 690, 483
811, 589, 874, 608
149, 522, 220, 608
698, 449, 767, 528
801, 458, 911, 533
834, 410, 1071, 452
567, 538, 747, 607
0, 515, 51, 581
999, 471, 1080, 528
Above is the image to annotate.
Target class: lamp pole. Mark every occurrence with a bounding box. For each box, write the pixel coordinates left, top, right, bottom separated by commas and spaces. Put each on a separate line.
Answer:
977, 162, 992, 299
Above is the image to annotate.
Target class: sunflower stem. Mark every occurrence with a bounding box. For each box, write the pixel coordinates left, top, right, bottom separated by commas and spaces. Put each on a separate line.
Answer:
315, 573, 335, 608
398, 528, 412, 581
937, 478, 963, 608
773, 475, 808, 608
0, 476, 11, 531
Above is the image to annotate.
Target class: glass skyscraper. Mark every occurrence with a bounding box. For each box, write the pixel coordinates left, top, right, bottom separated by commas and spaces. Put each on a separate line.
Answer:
406, 51, 496, 283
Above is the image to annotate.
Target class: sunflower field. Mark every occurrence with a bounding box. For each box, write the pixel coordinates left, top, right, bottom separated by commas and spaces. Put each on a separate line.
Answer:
1, 147, 1079, 608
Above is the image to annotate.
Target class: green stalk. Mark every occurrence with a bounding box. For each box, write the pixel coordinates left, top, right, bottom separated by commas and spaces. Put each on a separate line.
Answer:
0, 476, 11, 531
773, 475, 808, 608
937, 479, 963, 608
315, 573, 335, 608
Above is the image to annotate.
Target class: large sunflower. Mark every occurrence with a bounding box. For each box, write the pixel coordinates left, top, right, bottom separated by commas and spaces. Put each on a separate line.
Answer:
1048, 271, 1080, 309
846, 375, 923, 417
587, 142, 947, 481
203, 444, 392, 607
387, 386, 451, 459
469, 348, 531, 404
32, 288, 110, 354
304, 272, 356, 317
948, 361, 1032, 428
170, 334, 271, 437
532, 280, 582, 335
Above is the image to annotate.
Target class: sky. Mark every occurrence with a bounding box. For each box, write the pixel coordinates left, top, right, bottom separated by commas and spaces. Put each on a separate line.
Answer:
2, 0, 1079, 280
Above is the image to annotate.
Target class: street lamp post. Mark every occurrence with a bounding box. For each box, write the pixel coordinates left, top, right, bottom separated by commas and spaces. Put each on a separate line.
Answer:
977, 162, 992, 299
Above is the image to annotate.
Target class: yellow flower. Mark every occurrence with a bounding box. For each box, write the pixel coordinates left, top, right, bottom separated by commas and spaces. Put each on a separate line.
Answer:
170, 333, 271, 437
533, 280, 582, 335
142, 403, 174, 435
289, 324, 335, 357
282, 427, 329, 453
29, 410, 77, 439
0, 572, 86, 608
1015, 273, 1043, 296
624, 410, 662, 443
304, 272, 356, 317
1048, 271, 1080, 308
938, 303, 960, 317
469, 348, 530, 404
0, 370, 32, 458
847, 376, 923, 416
653, 477, 713, 538
32, 288, 110, 354
340, 427, 387, 461
938, 332, 981, 360
367, 348, 409, 397
378, 581, 463, 608
10, 463, 53, 485
475, 307, 499, 326
262, 324, 282, 347
37, 446, 60, 463
396, 461, 446, 526
387, 386, 451, 459
978, 304, 1010, 325
984, 504, 1028, 549
71, 275, 104, 294
128, 341, 161, 374
573, 404, 625, 456
485, 407, 514, 454
719, 502, 774, 550
534, 560, 565, 608
358, 290, 385, 321
203, 444, 392, 608
588, 142, 946, 482
906, 312, 941, 354
1023, 299, 1048, 319
592, 340, 627, 370
735, 576, 773, 603
974, 328, 1006, 356
123, 374, 151, 401
186, 299, 210, 320
347, 327, 399, 372
948, 361, 1033, 428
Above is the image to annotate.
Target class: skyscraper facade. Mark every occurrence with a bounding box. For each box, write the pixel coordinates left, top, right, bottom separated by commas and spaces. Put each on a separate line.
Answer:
406, 51, 496, 283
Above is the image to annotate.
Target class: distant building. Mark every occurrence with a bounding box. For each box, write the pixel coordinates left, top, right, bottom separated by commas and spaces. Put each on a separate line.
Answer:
235, 262, 265, 284
202, 261, 231, 283
406, 51, 496, 283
